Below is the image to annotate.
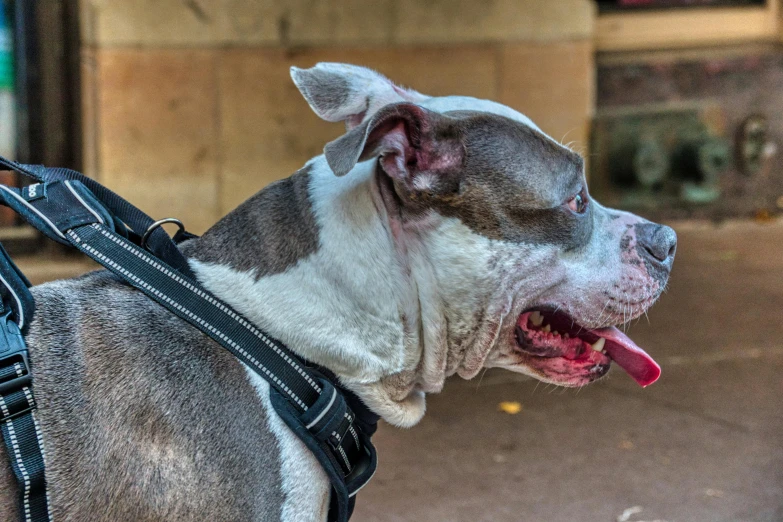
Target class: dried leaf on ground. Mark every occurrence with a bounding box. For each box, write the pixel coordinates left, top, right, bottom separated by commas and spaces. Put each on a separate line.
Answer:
497, 401, 522, 415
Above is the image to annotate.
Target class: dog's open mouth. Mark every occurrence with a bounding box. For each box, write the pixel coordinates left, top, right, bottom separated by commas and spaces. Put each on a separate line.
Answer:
515, 309, 661, 387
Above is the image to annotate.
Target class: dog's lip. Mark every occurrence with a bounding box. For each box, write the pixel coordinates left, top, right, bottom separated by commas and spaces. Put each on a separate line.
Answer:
515, 309, 661, 387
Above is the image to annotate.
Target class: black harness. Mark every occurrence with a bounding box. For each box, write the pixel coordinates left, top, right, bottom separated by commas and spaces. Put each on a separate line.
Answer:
0, 156, 378, 522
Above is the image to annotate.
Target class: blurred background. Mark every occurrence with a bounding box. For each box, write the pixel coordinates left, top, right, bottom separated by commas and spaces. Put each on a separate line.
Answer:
1, 0, 782, 520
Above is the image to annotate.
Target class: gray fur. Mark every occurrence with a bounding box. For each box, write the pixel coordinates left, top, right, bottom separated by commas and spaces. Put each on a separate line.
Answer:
435, 111, 592, 250
192, 165, 319, 277
324, 126, 369, 177
292, 69, 351, 121
0, 272, 285, 521
0, 165, 322, 521
333, 105, 593, 250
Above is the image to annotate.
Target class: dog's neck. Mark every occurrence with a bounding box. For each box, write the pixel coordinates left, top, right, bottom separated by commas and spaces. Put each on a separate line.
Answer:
187, 158, 452, 426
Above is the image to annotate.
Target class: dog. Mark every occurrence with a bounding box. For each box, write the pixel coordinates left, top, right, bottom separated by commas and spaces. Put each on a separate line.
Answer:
0, 63, 676, 521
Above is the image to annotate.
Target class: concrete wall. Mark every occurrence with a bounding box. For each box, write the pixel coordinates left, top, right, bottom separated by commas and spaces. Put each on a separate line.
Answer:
80, 0, 596, 233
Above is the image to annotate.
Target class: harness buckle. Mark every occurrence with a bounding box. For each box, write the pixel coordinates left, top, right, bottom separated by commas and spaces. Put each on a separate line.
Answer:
0, 311, 32, 397
0, 352, 31, 397
0, 312, 35, 421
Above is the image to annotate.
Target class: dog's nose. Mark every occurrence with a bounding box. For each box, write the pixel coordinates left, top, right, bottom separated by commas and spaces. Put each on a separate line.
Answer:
636, 223, 677, 266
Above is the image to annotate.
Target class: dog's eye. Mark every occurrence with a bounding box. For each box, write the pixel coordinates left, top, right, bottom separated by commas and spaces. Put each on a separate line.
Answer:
567, 190, 588, 214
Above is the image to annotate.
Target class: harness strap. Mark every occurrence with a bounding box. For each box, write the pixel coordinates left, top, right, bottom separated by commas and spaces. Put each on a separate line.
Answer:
68, 222, 325, 411
0, 162, 377, 522
0, 241, 49, 521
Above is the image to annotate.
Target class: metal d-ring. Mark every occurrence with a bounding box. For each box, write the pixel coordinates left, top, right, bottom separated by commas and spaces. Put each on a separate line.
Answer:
140, 218, 185, 251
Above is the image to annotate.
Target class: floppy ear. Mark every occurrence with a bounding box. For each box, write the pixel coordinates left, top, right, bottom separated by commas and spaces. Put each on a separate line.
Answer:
323, 103, 464, 182
290, 63, 428, 129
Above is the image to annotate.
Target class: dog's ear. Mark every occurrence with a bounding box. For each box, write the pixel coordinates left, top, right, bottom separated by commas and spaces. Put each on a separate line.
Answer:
290, 63, 427, 129
323, 102, 463, 181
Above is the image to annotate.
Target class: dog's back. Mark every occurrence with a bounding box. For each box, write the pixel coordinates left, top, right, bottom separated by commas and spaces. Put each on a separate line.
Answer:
0, 271, 286, 521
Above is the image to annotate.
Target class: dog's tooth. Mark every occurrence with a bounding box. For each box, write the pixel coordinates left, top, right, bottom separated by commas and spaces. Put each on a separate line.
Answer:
542, 324, 551, 333
552, 330, 559, 336
591, 338, 606, 352
530, 311, 544, 327
564, 333, 570, 339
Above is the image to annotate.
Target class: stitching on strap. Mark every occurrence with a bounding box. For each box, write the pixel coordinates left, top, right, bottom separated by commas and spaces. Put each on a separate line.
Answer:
0, 395, 32, 522
63, 181, 105, 225
87, 225, 321, 393
69, 231, 311, 411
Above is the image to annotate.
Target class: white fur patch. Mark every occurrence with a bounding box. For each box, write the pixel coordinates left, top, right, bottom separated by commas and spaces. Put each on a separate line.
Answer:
244, 365, 330, 522
192, 158, 430, 425
191, 159, 410, 384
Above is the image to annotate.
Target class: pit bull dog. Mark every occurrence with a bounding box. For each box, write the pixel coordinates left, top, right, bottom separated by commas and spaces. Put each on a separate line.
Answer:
0, 63, 676, 521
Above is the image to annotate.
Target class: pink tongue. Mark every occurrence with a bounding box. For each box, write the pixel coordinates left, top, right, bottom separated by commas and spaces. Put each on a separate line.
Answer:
594, 327, 661, 387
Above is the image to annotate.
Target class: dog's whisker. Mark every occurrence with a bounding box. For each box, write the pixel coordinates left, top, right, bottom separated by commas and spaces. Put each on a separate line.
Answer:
595, 300, 611, 327
532, 380, 541, 394
475, 367, 489, 391
625, 305, 630, 332
559, 128, 577, 147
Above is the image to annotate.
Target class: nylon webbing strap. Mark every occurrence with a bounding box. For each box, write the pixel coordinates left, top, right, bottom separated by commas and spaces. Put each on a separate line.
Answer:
64, 224, 375, 520
67, 223, 323, 412
0, 223, 50, 521
0, 390, 50, 522
0, 309, 50, 522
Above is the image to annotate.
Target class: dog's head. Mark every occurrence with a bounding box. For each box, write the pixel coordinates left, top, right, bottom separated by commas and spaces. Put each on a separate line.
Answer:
291, 63, 675, 395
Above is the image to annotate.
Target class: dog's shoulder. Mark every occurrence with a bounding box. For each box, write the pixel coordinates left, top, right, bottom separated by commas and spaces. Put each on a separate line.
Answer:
30, 269, 161, 333
27, 269, 227, 379
29, 269, 206, 351
20, 270, 290, 521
